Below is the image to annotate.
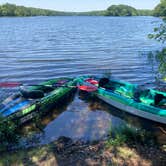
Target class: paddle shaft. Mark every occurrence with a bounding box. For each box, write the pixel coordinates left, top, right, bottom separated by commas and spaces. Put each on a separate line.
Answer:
0, 82, 97, 92
0, 82, 75, 88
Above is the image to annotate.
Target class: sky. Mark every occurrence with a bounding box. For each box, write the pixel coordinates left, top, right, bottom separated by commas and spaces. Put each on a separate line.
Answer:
0, 0, 161, 12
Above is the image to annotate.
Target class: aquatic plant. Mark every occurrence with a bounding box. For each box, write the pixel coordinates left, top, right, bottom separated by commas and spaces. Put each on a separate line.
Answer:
0, 116, 20, 151
106, 125, 156, 147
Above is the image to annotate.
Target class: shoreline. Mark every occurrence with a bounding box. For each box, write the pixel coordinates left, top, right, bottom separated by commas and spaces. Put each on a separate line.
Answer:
0, 136, 166, 166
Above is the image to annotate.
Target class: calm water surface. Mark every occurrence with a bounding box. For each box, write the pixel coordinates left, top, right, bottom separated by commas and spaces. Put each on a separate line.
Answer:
0, 16, 165, 144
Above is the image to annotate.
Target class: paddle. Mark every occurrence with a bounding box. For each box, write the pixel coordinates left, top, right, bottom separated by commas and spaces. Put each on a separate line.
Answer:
0, 82, 98, 92
77, 85, 98, 92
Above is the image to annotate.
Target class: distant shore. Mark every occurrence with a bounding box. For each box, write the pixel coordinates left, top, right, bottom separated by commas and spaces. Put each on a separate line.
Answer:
0, 3, 153, 17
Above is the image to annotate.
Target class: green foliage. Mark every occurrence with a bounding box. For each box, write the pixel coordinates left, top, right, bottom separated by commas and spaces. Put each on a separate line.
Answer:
154, 0, 166, 16
0, 3, 108, 17
105, 4, 138, 16
148, 20, 166, 43
106, 125, 156, 147
148, 19, 166, 78
0, 3, 153, 17
76, 10, 106, 16
105, 5, 152, 16
0, 3, 74, 17
119, 126, 155, 145
106, 132, 126, 147
0, 116, 20, 151
137, 9, 153, 16
148, 0, 166, 78
147, 49, 166, 80
155, 48, 166, 76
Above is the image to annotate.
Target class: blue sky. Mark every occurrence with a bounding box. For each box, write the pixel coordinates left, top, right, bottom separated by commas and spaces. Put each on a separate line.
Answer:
0, 0, 160, 11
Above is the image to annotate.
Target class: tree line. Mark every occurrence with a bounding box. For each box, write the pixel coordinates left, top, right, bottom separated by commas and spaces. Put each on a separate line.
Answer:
0, 3, 155, 17
0, 2, 166, 17
0, 3, 75, 16
153, 0, 166, 16
105, 5, 152, 16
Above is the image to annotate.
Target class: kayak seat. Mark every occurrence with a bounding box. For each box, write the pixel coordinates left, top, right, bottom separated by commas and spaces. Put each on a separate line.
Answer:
20, 89, 45, 99
154, 94, 166, 106
135, 89, 154, 104
37, 85, 54, 93
30, 85, 54, 93
99, 78, 122, 92
138, 90, 166, 106
99, 78, 110, 88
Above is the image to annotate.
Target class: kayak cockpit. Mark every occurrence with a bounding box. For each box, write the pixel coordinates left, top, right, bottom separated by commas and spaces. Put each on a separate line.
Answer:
20, 85, 55, 99
19, 78, 71, 99
98, 78, 166, 108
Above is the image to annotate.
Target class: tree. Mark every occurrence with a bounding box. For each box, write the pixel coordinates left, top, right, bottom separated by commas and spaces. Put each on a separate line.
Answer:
0, 3, 153, 17
154, 0, 166, 16
0, 3, 16, 16
137, 9, 153, 16
0, 3, 75, 17
105, 4, 138, 16
148, 0, 166, 81
149, 0, 166, 43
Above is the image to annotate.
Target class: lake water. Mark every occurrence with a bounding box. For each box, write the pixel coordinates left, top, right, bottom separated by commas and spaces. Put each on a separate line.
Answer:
0, 16, 165, 144
0, 16, 164, 83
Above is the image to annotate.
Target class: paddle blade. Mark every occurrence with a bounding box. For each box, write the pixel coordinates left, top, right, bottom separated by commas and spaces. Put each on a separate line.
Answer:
0, 82, 21, 87
85, 78, 98, 85
78, 85, 98, 92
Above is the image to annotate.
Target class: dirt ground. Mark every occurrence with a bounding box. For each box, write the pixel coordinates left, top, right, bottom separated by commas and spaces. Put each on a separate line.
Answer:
0, 136, 166, 166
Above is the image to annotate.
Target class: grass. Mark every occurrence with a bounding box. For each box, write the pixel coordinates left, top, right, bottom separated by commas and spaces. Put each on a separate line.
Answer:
0, 130, 165, 166
104, 124, 166, 165
0, 145, 57, 166
105, 124, 156, 148
0, 120, 164, 165
0, 116, 21, 152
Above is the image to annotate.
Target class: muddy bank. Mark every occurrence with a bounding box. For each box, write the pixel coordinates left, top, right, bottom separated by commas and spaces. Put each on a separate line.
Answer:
0, 136, 166, 166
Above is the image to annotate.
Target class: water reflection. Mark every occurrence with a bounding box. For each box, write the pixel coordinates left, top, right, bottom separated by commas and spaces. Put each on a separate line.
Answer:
90, 98, 166, 145
21, 91, 166, 146
38, 94, 124, 144
21, 92, 76, 137
0, 16, 164, 84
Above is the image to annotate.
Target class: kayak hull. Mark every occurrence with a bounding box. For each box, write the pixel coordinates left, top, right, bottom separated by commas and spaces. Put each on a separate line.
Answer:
96, 92, 166, 124
77, 76, 166, 124
0, 77, 77, 124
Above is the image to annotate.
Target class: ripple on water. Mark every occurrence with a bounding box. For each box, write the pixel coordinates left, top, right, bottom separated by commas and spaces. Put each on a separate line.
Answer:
0, 16, 165, 144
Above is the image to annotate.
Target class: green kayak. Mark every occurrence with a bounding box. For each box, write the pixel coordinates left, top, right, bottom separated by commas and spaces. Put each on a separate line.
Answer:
0, 77, 77, 123
77, 76, 166, 124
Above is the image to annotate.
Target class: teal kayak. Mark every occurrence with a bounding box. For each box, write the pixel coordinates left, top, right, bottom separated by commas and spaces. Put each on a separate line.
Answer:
77, 76, 166, 124
0, 77, 77, 123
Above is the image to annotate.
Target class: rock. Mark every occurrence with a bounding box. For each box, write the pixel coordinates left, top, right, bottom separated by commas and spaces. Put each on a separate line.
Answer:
57, 136, 73, 145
